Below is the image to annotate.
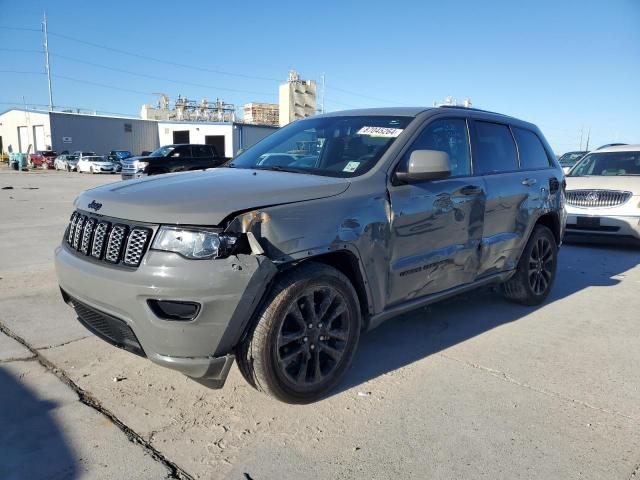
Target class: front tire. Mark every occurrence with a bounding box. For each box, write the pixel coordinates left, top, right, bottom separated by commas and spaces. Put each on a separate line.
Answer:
502, 225, 558, 305
236, 263, 361, 403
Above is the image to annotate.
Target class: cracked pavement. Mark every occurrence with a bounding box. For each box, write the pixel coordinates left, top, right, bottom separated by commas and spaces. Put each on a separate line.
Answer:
1, 167, 640, 479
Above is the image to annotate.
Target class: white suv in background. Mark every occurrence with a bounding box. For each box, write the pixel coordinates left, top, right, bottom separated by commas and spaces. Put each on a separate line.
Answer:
565, 144, 640, 244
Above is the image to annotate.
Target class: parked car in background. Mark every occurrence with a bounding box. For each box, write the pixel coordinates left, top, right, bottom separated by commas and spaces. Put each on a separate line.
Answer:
107, 150, 133, 172
76, 155, 116, 174
565, 144, 640, 244
140, 151, 152, 157
73, 151, 97, 158
54, 154, 79, 171
30, 150, 57, 169
121, 144, 225, 180
558, 150, 588, 173
56, 106, 565, 403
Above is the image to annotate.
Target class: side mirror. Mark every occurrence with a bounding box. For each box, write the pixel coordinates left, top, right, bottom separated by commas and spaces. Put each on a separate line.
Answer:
396, 150, 451, 182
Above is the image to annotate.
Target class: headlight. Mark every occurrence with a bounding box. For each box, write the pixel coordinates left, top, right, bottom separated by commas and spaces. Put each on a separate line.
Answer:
151, 226, 237, 259
137, 161, 149, 171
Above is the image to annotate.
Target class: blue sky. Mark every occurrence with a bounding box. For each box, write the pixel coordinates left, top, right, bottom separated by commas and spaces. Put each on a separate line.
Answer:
0, 0, 638, 153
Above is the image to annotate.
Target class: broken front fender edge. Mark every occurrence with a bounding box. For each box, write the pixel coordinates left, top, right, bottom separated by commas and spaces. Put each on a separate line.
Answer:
148, 352, 235, 390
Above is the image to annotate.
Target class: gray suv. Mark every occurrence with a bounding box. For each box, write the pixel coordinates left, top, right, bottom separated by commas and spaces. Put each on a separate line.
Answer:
55, 107, 566, 403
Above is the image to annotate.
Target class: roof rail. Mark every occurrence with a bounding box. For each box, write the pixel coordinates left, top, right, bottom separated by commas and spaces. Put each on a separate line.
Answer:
437, 105, 505, 116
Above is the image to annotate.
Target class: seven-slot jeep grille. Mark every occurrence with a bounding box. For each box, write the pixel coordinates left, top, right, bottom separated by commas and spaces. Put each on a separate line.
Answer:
565, 189, 632, 208
66, 211, 152, 267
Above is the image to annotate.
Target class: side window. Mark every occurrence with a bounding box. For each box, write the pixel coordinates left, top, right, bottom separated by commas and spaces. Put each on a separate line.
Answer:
208, 146, 220, 158
473, 121, 518, 175
192, 146, 210, 158
170, 146, 191, 158
513, 127, 550, 170
401, 118, 471, 177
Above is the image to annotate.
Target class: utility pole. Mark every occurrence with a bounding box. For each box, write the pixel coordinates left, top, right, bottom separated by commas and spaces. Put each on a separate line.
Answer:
320, 73, 325, 114
585, 127, 591, 151
42, 12, 54, 111
579, 126, 584, 150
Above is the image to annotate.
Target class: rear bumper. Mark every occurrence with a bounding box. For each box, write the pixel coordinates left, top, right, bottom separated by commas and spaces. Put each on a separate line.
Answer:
55, 244, 277, 386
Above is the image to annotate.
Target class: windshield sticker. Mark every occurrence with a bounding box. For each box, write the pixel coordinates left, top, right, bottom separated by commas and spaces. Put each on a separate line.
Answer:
357, 126, 404, 138
343, 161, 360, 173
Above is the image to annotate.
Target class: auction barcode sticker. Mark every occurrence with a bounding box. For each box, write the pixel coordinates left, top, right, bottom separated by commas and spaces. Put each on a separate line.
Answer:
357, 126, 404, 138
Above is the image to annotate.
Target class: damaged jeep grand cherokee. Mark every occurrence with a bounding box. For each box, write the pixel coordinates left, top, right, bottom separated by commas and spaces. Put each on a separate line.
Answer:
55, 107, 565, 403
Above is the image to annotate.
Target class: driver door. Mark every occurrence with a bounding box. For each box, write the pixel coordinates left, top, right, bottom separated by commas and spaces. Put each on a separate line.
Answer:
387, 117, 486, 306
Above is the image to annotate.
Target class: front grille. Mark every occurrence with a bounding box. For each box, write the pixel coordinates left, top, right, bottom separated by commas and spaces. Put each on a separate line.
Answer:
65, 210, 153, 268
105, 225, 128, 263
123, 228, 151, 266
67, 292, 145, 357
566, 189, 632, 208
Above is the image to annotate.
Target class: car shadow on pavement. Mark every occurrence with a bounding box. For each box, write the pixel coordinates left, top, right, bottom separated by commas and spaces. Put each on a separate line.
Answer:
335, 243, 640, 395
0, 366, 77, 479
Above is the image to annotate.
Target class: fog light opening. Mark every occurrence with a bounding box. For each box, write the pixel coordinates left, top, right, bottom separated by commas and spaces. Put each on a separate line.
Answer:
147, 299, 201, 321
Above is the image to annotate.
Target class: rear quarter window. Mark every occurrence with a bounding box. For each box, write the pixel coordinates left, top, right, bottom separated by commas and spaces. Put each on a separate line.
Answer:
513, 127, 550, 170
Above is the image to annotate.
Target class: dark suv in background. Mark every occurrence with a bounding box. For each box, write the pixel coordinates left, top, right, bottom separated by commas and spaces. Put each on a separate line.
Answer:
121, 144, 226, 180
57, 106, 565, 403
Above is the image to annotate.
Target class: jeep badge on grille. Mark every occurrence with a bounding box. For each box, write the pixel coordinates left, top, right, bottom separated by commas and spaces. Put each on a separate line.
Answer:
87, 200, 102, 211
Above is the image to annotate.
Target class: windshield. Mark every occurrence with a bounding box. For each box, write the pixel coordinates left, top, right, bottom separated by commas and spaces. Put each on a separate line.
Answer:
81, 152, 96, 156
569, 151, 640, 176
115, 151, 132, 158
85, 156, 106, 162
230, 115, 412, 177
149, 146, 175, 157
558, 152, 585, 166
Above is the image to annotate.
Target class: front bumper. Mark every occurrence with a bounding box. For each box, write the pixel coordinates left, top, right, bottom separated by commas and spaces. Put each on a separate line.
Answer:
55, 243, 276, 386
565, 204, 640, 242
121, 170, 146, 180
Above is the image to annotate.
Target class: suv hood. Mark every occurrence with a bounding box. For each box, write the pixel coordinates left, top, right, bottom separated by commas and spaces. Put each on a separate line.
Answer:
566, 176, 640, 196
76, 168, 350, 225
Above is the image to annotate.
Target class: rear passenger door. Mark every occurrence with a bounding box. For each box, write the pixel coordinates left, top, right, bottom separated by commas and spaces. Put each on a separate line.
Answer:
192, 145, 220, 169
470, 120, 532, 276
387, 117, 486, 305
167, 145, 193, 172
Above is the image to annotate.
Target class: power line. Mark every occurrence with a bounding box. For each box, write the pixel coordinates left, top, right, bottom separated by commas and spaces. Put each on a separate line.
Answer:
0, 70, 44, 75
49, 52, 276, 97
0, 47, 44, 54
0, 26, 41, 32
327, 85, 408, 105
46, 30, 283, 83
51, 74, 155, 96
0, 101, 138, 118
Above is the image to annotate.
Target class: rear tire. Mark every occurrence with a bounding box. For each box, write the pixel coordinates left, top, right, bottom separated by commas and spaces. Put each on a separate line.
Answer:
502, 225, 558, 305
236, 262, 361, 404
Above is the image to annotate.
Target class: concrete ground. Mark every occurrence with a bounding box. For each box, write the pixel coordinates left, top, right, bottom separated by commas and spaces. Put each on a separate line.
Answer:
1, 166, 639, 480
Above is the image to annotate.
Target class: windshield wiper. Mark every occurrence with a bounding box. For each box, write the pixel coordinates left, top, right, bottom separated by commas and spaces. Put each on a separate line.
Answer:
253, 165, 306, 174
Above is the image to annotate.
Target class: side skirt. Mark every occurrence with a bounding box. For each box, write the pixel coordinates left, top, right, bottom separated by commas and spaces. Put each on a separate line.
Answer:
367, 270, 515, 331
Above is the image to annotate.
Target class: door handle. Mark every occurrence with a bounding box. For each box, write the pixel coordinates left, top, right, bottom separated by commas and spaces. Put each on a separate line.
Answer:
460, 185, 482, 195
522, 178, 537, 187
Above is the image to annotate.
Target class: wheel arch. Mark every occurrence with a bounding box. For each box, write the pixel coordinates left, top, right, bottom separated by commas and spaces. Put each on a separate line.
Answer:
534, 211, 561, 245
295, 250, 373, 330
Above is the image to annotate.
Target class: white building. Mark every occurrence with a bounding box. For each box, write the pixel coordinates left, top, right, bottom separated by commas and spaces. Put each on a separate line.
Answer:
157, 121, 277, 158
278, 70, 317, 126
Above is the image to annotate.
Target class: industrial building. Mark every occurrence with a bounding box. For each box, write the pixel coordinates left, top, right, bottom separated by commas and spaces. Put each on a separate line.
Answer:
242, 102, 279, 127
279, 70, 317, 126
0, 109, 159, 155
0, 108, 276, 158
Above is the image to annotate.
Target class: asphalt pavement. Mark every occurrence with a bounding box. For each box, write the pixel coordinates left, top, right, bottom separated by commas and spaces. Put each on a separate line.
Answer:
1, 166, 639, 479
